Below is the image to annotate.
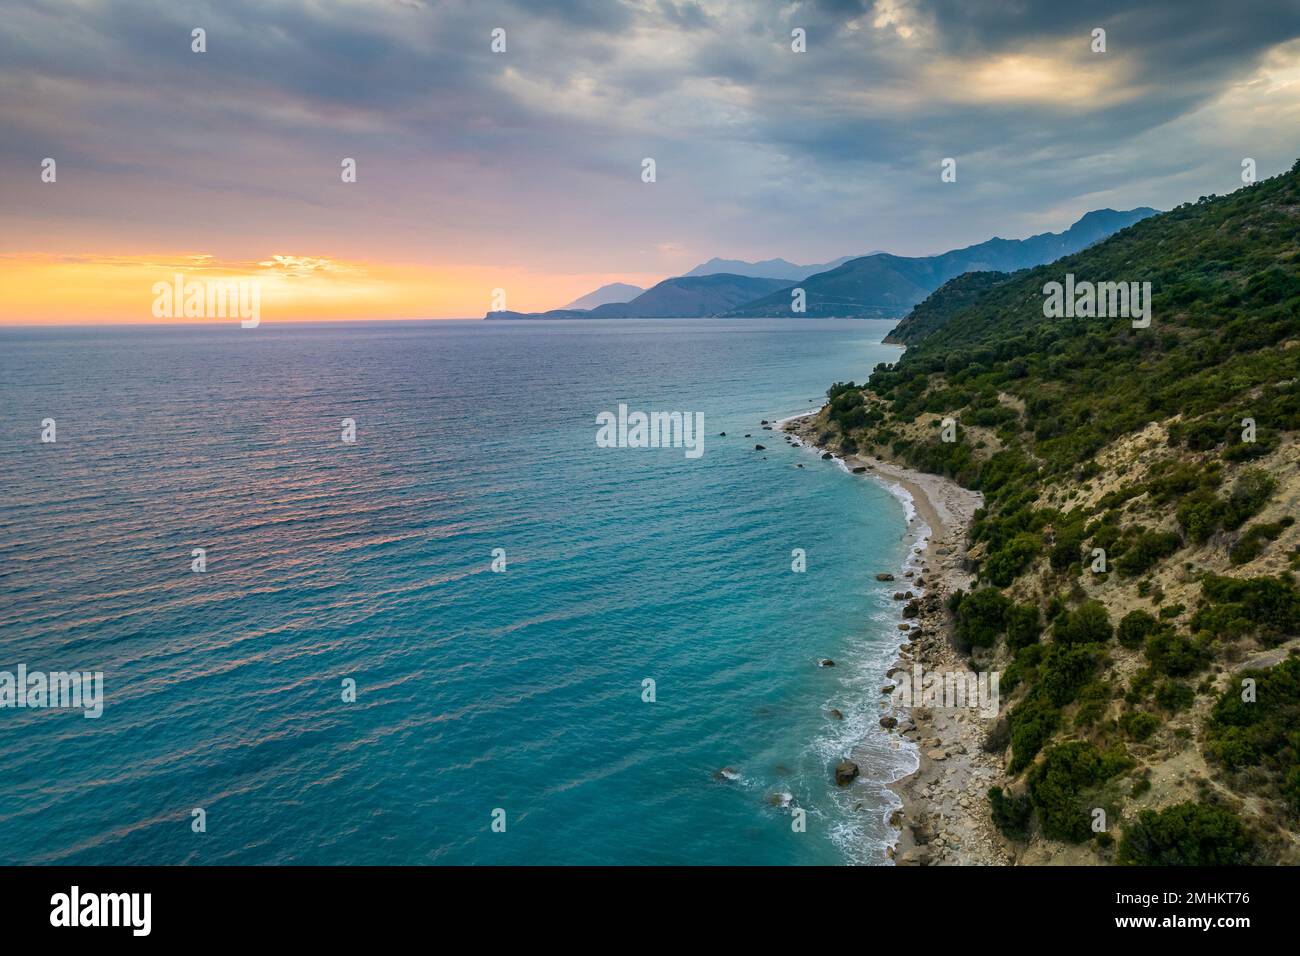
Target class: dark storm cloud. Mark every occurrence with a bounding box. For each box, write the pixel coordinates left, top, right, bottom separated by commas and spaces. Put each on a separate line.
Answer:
2, 0, 1299, 272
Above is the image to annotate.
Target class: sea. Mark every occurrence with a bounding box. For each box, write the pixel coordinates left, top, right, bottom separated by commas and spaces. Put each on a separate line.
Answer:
0, 318, 923, 865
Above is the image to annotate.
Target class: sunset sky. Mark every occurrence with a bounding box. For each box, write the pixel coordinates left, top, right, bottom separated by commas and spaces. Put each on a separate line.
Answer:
3, 0, 1299, 323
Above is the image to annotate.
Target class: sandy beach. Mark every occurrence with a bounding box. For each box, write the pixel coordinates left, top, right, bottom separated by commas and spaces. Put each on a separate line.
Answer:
783, 414, 1011, 865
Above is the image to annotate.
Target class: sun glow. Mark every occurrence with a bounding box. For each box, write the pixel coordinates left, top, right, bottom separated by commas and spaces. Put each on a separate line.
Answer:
0, 254, 657, 324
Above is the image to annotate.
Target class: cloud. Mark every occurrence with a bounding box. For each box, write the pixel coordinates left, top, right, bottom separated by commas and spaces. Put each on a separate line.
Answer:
1, 0, 1298, 314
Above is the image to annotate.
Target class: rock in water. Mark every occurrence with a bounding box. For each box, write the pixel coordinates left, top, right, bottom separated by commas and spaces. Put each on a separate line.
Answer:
876, 573, 895, 581
714, 767, 741, 782
754, 444, 766, 450
880, 715, 898, 729
818, 658, 835, 667
829, 708, 844, 720
834, 760, 860, 786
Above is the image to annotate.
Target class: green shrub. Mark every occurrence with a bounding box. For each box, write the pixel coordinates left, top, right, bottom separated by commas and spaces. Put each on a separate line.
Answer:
989, 786, 1033, 839
1117, 802, 1253, 865
1028, 742, 1133, 843
1154, 679, 1195, 712
1144, 630, 1208, 676
1050, 522, 1087, 572
1120, 710, 1160, 741
1229, 518, 1294, 565
1222, 469, 1276, 530
1040, 643, 1105, 707
1125, 667, 1155, 704
1008, 691, 1060, 773
1191, 574, 1300, 646
1054, 600, 1113, 645
1115, 529, 1183, 576
1072, 680, 1110, 729
1117, 610, 1159, 649
1004, 602, 1043, 649
984, 532, 1043, 587
954, 588, 1011, 651
1204, 657, 1300, 815
1176, 491, 1223, 543
1175, 470, 1279, 545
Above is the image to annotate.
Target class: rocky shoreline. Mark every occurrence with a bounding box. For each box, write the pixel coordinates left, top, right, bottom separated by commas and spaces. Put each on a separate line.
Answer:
783, 415, 1012, 866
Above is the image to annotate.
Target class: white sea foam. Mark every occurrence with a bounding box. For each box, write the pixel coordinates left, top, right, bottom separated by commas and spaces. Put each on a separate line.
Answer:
788, 419, 930, 864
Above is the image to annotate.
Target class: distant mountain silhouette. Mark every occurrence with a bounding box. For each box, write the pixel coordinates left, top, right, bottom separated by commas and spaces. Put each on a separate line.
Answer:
722, 208, 1159, 317
562, 282, 644, 310
487, 274, 790, 319
683, 255, 879, 281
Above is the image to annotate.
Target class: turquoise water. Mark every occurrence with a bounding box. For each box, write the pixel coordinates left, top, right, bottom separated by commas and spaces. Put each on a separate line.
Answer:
0, 318, 918, 865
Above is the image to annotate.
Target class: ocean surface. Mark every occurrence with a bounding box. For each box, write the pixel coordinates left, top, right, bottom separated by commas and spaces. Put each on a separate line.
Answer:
0, 318, 921, 865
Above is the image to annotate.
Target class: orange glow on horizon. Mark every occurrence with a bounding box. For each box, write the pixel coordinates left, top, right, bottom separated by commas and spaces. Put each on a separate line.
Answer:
0, 253, 662, 324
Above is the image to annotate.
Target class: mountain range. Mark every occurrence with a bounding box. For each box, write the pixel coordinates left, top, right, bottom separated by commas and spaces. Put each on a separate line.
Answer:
722, 208, 1158, 317
681, 254, 877, 281
562, 282, 644, 310
488, 274, 789, 320
487, 207, 1158, 321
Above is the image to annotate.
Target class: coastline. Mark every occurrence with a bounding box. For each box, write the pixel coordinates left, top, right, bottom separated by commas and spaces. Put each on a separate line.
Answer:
782, 413, 1011, 865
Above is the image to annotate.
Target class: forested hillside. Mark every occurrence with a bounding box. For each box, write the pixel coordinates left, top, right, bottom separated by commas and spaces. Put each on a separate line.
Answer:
813, 160, 1300, 864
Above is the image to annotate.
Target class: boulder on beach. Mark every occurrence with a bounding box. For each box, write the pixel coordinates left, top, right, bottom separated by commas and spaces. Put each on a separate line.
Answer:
852, 466, 867, 474
834, 759, 860, 786
892, 591, 906, 601
880, 715, 898, 730
821, 452, 833, 460
881, 684, 896, 694
897, 846, 931, 866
